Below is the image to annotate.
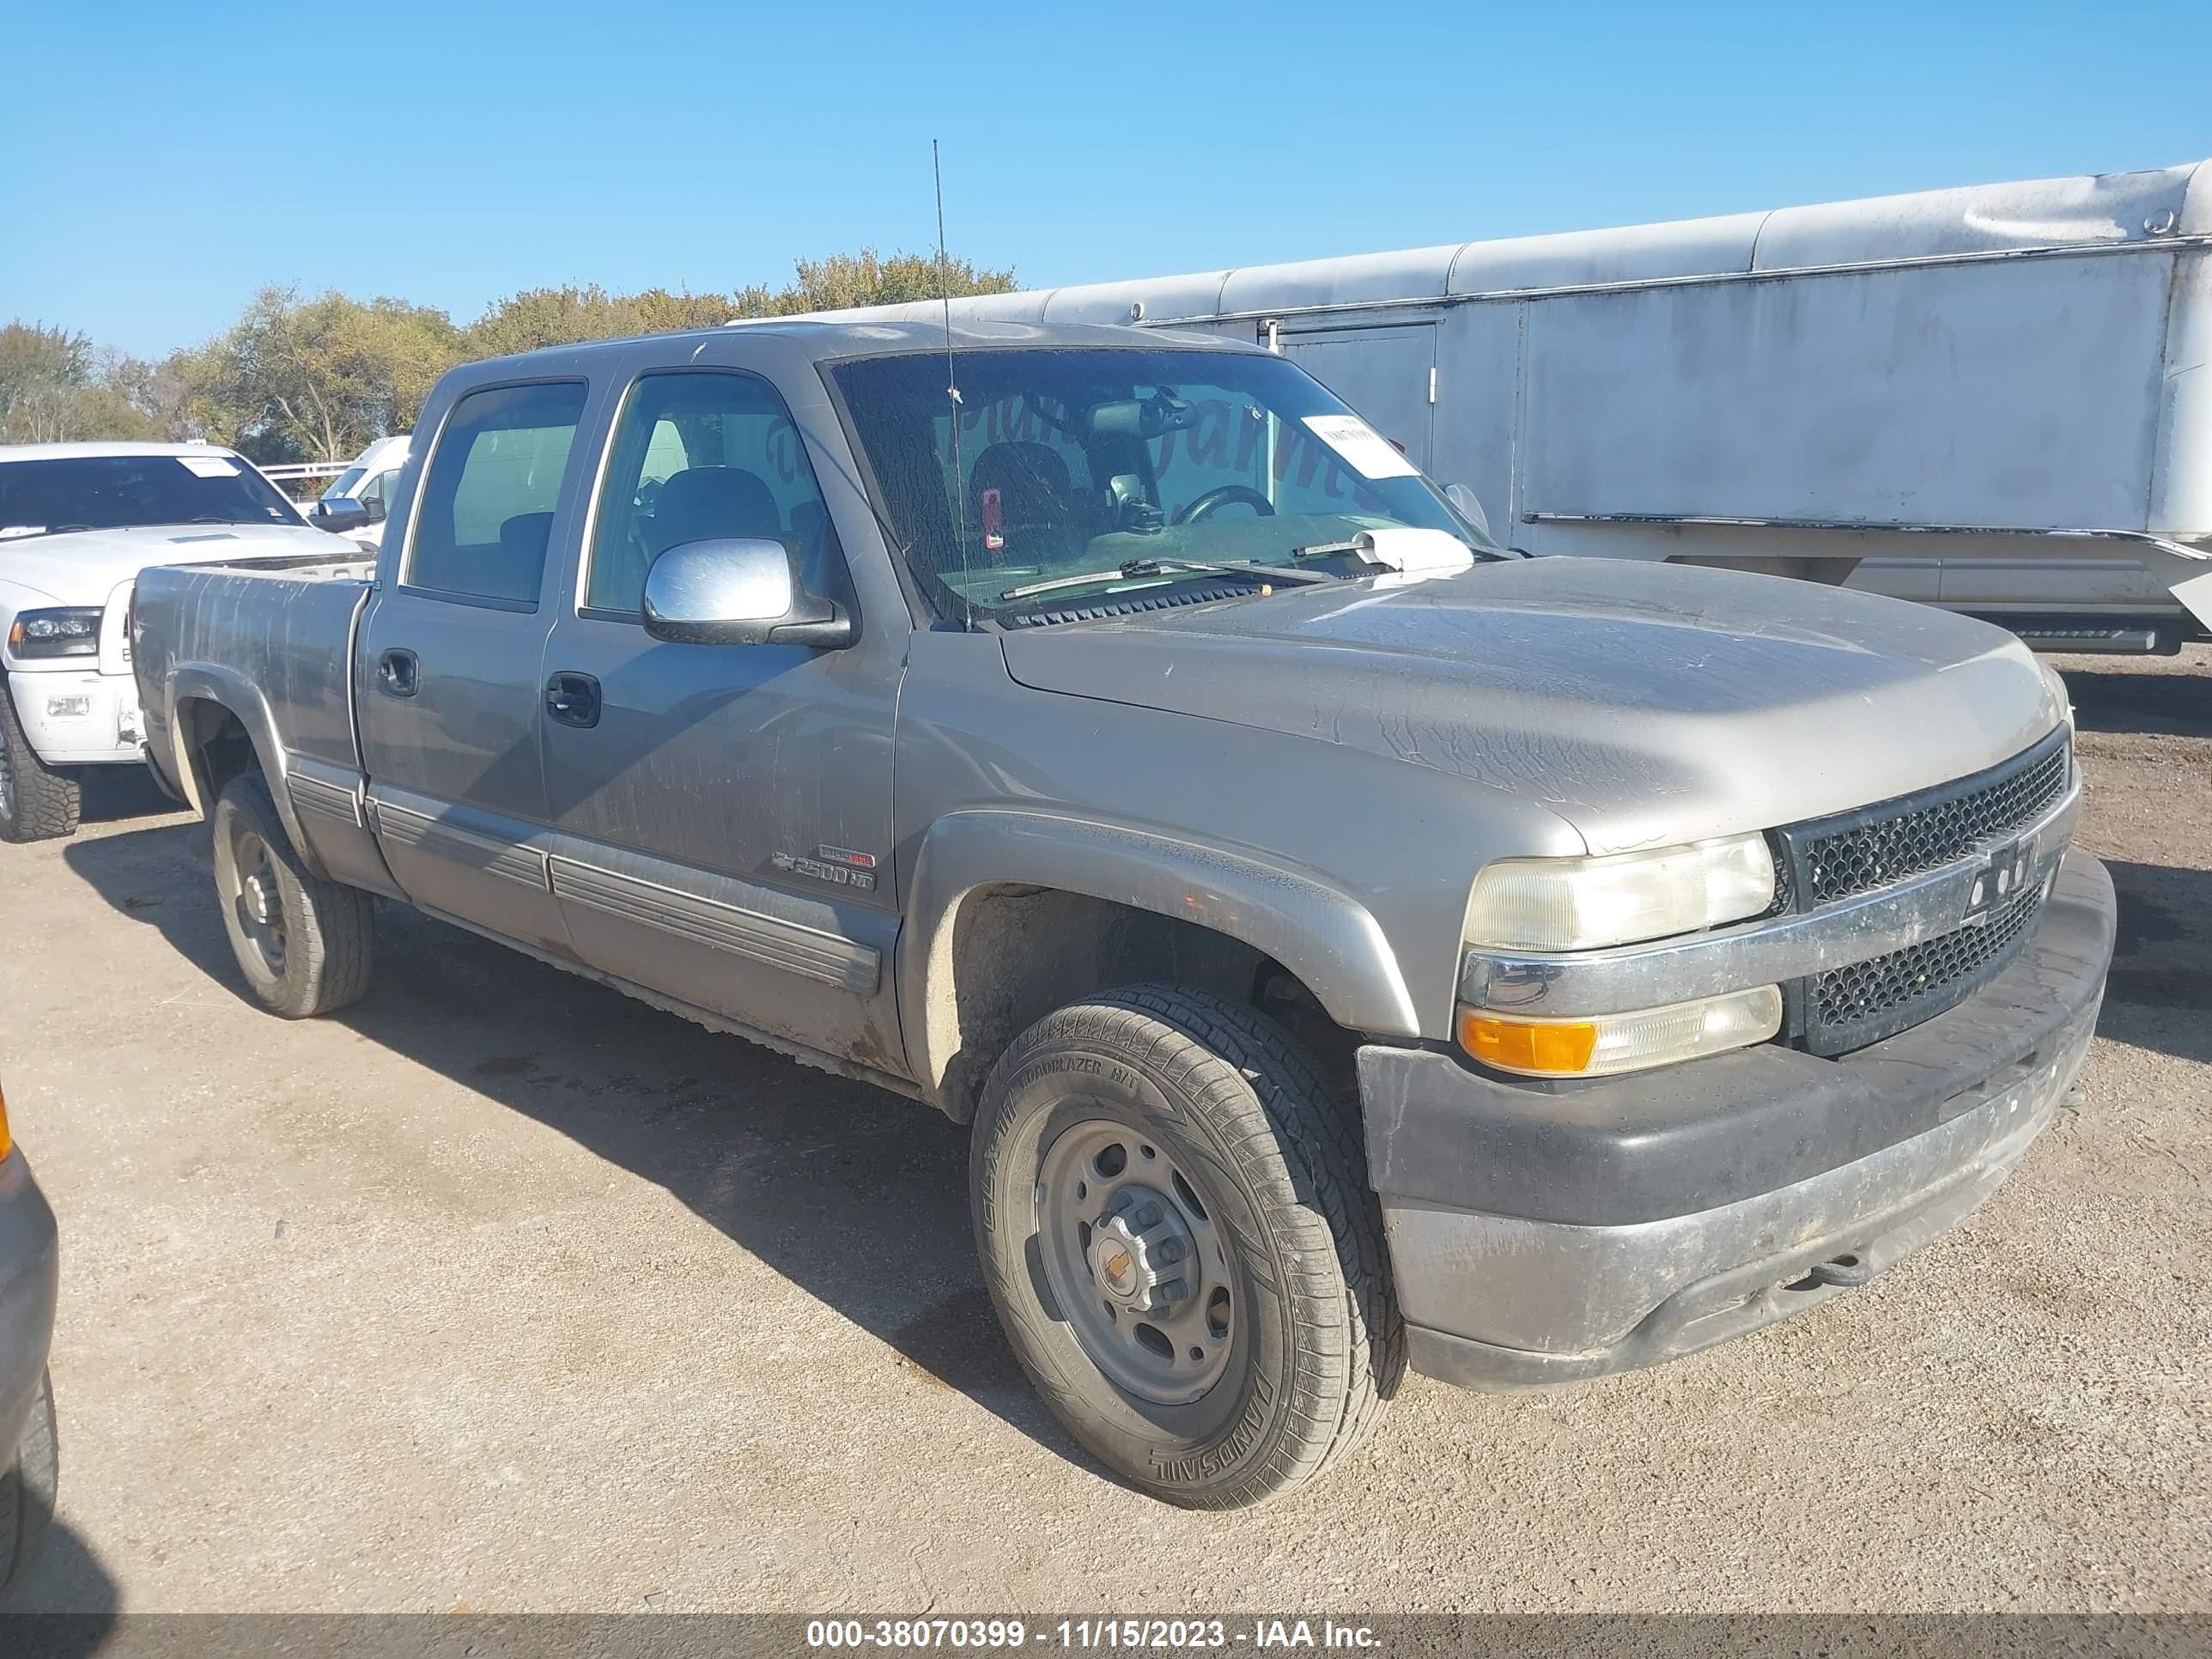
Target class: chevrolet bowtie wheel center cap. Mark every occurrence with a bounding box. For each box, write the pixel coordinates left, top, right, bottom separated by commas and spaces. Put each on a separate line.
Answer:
1089, 1190, 1194, 1315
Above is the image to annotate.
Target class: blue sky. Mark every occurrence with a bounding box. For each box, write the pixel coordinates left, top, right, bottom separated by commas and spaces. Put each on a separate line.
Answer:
5, 0, 2209, 358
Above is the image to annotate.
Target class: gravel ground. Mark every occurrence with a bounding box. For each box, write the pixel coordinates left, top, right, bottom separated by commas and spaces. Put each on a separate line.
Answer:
0, 648, 2205, 1616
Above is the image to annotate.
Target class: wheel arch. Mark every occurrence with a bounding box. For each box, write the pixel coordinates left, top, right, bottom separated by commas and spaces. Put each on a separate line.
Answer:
164, 665, 327, 878
896, 810, 1419, 1121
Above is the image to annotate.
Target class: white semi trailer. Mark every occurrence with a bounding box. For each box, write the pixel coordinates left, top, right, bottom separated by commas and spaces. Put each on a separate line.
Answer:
818, 161, 2212, 651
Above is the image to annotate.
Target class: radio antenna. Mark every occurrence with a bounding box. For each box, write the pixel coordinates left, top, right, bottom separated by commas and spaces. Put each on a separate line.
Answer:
933, 139, 971, 623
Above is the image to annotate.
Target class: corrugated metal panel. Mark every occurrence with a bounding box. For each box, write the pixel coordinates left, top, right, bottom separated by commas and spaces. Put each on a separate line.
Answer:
1517, 251, 2178, 532
1753, 163, 2199, 269
1446, 212, 1766, 296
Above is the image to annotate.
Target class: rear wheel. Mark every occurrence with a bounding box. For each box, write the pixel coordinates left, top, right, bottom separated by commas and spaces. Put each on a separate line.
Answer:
212, 773, 374, 1018
970, 984, 1401, 1509
0, 684, 82, 843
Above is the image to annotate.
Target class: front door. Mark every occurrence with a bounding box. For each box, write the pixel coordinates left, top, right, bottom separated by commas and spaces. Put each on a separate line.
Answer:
535, 368, 904, 1060
356, 378, 592, 957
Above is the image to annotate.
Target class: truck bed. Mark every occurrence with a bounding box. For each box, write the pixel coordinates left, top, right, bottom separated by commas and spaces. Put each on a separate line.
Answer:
131, 557, 376, 799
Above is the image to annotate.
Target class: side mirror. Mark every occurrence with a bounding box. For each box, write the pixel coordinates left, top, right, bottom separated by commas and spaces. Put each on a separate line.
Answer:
362, 495, 387, 525
1443, 483, 1492, 543
313, 498, 371, 534
641, 537, 853, 649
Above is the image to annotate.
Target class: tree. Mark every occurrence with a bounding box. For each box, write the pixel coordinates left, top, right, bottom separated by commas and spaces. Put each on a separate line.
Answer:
6, 243, 1018, 453
185, 286, 458, 461
773, 247, 1016, 314
0, 322, 161, 444
459, 285, 737, 358
461, 251, 1016, 353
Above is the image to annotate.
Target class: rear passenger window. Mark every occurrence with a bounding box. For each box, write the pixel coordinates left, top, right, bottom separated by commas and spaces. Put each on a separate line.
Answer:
584, 370, 841, 617
405, 381, 587, 604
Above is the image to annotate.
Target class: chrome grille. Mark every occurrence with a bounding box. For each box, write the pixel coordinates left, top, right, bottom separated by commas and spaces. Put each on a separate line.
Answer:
1777, 726, 2071, 1056
1787, 731, 2070, 908
1803, 883, 2047, 1055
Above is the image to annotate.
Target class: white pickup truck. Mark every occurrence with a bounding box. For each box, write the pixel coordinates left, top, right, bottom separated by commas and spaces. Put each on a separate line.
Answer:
0, 441, 368, 842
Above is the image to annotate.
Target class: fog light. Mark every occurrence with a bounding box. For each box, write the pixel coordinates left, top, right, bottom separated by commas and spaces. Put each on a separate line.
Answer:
1458, 985, 1784, 1078
46, 696, 92, 719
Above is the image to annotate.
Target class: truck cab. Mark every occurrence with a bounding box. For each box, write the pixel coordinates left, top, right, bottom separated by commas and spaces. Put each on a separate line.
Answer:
129, 320, 2114, 1510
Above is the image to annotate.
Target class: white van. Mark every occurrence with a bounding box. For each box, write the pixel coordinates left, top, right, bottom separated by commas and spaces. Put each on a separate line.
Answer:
306, 434, 410, 550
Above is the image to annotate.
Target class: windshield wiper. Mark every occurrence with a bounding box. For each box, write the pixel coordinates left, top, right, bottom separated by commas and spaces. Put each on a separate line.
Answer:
1000, 556, 1333, 602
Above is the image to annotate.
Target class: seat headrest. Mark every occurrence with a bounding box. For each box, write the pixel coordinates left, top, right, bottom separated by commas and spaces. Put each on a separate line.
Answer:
651, 466, 781, 555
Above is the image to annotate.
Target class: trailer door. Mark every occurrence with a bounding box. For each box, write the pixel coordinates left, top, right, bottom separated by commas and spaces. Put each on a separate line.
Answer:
1280, 325, 1437, 472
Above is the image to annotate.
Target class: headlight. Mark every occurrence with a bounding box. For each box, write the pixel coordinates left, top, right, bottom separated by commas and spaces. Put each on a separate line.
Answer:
7, 606, 102, 659
1459, 986, 1784, 1078
1464, 833, 1777, 951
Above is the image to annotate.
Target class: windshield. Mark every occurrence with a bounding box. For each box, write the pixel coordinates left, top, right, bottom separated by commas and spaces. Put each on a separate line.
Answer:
318, 465, 367, 503
829, 346, 1496, 623
0, 453, 305, 538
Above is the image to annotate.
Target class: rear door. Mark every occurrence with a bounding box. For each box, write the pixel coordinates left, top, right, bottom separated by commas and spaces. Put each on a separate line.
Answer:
533, 364, 904, 1059
355, 378, 592, 957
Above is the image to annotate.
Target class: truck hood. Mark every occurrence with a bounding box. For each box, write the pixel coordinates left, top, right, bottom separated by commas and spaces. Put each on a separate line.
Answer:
0, 522, 344, 605
999, 556, 2068, 854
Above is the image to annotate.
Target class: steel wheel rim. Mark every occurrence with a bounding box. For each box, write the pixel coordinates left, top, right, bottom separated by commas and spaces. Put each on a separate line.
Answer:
227, 829, 288, 977
1036, 1116, 1236, 1406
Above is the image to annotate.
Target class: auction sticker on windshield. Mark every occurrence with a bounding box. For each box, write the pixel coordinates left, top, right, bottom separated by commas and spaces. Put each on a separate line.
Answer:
1302, 414, 1419, 480
175, 454, 241, 478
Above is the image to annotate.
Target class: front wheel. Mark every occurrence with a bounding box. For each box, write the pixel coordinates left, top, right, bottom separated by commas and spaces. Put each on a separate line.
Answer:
0, 684, 82, 844
212, 773, 375, 1018
970, 985, 1401, 1509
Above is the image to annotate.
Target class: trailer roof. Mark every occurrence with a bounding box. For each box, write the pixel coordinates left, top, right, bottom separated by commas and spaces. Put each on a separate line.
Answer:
818, 160, 2211, 330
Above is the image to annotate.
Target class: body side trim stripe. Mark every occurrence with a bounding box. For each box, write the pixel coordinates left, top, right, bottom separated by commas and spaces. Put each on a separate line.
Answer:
547, 855, 879, 993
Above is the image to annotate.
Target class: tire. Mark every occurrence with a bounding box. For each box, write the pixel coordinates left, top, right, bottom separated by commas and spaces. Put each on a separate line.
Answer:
971, 984, 1402, 1509
212, 772, 374, 1018
0, 1370, 58, 1605
0, 683, 82, 844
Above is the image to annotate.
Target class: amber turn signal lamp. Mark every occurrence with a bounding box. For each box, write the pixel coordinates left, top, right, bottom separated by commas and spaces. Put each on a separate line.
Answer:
1458, 1010, 1599, 1075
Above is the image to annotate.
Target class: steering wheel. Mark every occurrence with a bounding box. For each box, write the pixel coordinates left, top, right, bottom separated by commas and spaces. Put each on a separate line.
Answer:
1174, 484, 1275, 525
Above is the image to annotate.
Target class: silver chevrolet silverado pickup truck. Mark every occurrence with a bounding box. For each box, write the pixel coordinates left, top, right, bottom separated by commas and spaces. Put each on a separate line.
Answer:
131, 319, 2115, 1510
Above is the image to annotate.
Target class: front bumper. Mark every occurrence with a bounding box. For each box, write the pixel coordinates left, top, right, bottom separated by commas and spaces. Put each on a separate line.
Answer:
0, 1148, 59, 1462
1358, 849, 2115, 1390
4, 668, 145, 766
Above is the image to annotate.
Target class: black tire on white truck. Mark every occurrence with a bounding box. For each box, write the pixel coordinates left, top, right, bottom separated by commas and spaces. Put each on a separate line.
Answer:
970, 984, 1402, 1509
0, 682, 82, 844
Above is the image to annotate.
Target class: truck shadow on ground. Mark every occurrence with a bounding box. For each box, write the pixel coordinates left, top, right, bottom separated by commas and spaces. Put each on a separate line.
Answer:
59, 822, 1103, 1484
2100, 858, 2212, 1066
73, 767, 179, 830
2059, 660, 2212, 736
5, 1517, 121, 1630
